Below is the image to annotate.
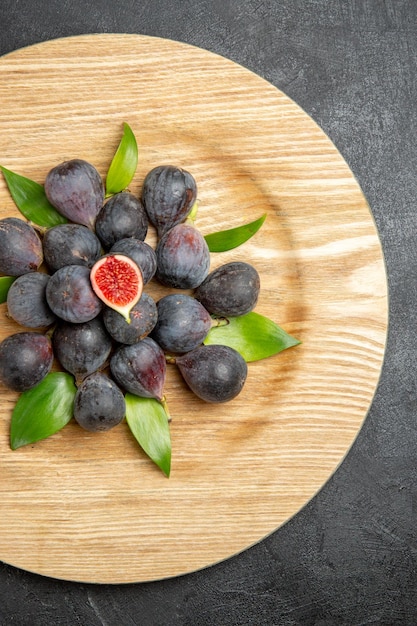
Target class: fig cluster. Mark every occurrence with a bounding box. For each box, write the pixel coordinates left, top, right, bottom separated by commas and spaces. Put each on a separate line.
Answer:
0, 159, 260, 434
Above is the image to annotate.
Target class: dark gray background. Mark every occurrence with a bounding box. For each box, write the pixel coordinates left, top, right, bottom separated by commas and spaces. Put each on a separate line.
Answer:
0, 1, 416, 624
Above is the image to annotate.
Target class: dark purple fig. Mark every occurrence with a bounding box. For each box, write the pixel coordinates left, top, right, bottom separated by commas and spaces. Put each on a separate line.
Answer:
194, 261, 260, 317
44, 159, 104, 228
142, 165, 197, 237
0, 331, 53, 392
95, 192, 148, 249
7, 272, 56, 328
151, 293, 211, 354
46, 265, 102, 323
155, 223, 210, 289
175, 344, 248, 403
74, 372, 125, 432
0, 217, 43, 276
103, 292, 157, 345
43, 223, 102, 272
110, 337, 166, 401
52, 317, 112, 382
109, 238, 157, 284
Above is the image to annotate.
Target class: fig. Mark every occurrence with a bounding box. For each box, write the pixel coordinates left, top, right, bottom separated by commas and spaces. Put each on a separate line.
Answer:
110, 337, 166, 401
0, 331, 54, 392
194, 261, 260, 317
7, 272, 56, 328
90, 254, 143, 323
44, 159, 104, 228
43, 223, 102, 272
175, 344, 248, 403
52, 318, 112, 382
74, 372, 126, 432
0, 217, 43, 276
103, 292, 158, 345
142, 165, 197, 237
95, 192, 148, 249
46, 265, 103, 323
155, 223, 210, 289
109, 238, 157, 285
151, 293, 212, 354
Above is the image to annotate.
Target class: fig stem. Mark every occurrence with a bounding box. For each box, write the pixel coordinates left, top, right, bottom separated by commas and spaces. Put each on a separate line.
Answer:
185, 200, 199, 225
45, 324, 57, 340
29, 221, 48, 236
211, 316, 229, 328
75, 374, 85, 387
160, 395, 172, 422
104, 186, 131, 200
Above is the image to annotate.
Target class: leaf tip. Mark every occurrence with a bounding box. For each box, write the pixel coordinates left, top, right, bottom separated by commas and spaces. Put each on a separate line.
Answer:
161, 459, 171, 478
10, 437, 24, 451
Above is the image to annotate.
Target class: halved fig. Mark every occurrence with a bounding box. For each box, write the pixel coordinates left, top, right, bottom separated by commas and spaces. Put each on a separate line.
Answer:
90, 254, 143, 323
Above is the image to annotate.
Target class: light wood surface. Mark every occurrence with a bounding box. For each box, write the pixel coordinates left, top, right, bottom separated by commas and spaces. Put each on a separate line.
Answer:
0, 34, 388, 583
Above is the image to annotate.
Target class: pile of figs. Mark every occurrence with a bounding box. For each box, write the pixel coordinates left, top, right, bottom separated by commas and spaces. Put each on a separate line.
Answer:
0, 159, 261, 432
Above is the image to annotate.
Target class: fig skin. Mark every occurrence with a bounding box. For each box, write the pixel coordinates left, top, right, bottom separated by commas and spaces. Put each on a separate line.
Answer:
43, 223, 102, 272
52, 317, 112, 382
74, 373, 126, 432
0, 217, 43, 276
95, 192, 148, 249
0, 332, 54, 392
155, 223, 210, 290
176, 344, 248, 403
151, 293, 212, 354
44, 159, 104, 229
110, 337, 166, 401
142, 165, 197, 238
7, 272, 57, 328
103, 292, 158, 345
46, 265, 103, 323
109, 238, 157, 285
194, 261, 260, 317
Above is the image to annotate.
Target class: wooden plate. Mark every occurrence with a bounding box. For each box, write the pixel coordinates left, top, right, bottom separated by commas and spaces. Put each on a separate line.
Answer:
0, 34, 388, 583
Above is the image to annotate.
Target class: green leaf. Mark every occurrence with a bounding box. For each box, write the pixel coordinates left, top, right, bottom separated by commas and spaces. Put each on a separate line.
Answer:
105, 122, 138, 196
204, 213, 267, 252
0, 166, 67, 227
10, 372, 77, 450
204, 312, 301, 362
0, 276, 16, 303
125, 394, 171, 477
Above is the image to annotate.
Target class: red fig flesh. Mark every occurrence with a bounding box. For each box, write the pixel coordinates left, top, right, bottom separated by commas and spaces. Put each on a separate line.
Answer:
90, 254, 143, 323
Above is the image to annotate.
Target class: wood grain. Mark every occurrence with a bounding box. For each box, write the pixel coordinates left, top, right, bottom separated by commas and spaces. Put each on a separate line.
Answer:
0, 34, 387, 583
